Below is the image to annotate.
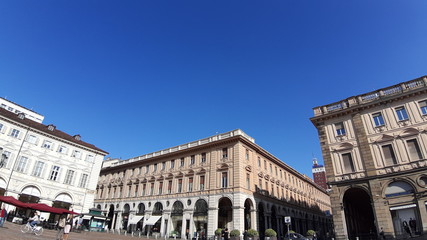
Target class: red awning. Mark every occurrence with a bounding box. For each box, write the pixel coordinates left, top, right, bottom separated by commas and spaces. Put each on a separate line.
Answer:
26, 203, 65, 214
0, 195, 29, 208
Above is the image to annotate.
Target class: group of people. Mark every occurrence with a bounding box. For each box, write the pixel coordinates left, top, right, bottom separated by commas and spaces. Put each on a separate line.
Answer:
402, 218, 417, 237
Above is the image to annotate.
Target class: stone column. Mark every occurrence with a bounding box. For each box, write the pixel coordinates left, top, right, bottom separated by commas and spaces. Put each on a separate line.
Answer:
417, 198, 427, 234
232, 206, 245, 232
181, 216, 188, 240
250, 209, 257, 230
207, 207, 219, 238
160, 213, 166, 237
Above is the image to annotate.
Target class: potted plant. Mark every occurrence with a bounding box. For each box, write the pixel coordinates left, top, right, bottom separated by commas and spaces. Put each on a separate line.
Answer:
306, 230, 316, 239
215, 228, 223, 240
230, 230, 240, 240
170, 230, 179, 238
247, 229, 259, 240
264, 229, 277, 240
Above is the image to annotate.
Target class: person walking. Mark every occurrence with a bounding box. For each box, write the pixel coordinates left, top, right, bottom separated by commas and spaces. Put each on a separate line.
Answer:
403, 220, 411, 238
0, 205, 6, 227
56, 214, 66, 240
409, 218, 416, 235
63, 214, 73, 240
223, 228, 229, 240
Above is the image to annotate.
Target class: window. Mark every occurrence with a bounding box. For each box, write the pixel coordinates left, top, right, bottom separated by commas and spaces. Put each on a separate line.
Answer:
78, 174, 88, 188
341, 153, 355, 173
190, 155, 195, 165
264, 160, 267, 170
58, 145, 68, 154
221, 172, 228, 188
373, 112, 385, 127
1, 151, 11, 168
153, 164, 157, 172
188, 177, 193, 192
134, 185, 139, 197
259, 179, 262, 189
146, 165, 149, 173
270, 163, 272, 173
180, 158, 185, 167
32, 161, 45, 177
0, 123, 3, 132
246, 174, 250, 189
177, 179, 183, 193
86, 155, 94, 162
142, 184, 146, 195
201, 153, 206, 163
382, 144, 397, 166
395, 107, 409, 121
245, 149, 249, 160
42, 140, 53, 149
64, 170, 75, 185
170, 160, 175, 169
199, 176, 205, 190
222, 148, 228, 159
15, 156, 28, 173
127, 185, 131, 197
150, 183, 154, 195
49, 165, 61, 181
72, 150, 81, 159
275, 166, 278, 176
168, 180, 172, 194
258, 157, 261, 167
335, 122, 346, 136
159, 182, 163, 194
162, 162, 166, 170
419, 100, 427, 115
27, 135, 37, 144
10, 129, 20, 138
406, 139, 423, 160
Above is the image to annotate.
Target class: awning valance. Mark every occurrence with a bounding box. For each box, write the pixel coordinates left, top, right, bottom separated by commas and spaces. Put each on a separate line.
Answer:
128, 216, 144, 224
389, 204, 416, 211
143, 216, 161, 227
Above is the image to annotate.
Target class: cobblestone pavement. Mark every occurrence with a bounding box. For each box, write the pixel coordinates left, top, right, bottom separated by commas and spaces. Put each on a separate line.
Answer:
0, 221, 152, 240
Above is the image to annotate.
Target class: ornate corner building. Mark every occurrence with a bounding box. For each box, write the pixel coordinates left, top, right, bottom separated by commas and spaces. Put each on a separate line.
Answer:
95, 130, 331, 238
310, 76, 427, 239
0, 98, 108, 217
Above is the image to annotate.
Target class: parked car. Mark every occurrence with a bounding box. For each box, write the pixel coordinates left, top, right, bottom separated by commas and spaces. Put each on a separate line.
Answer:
284, 232, 309, 240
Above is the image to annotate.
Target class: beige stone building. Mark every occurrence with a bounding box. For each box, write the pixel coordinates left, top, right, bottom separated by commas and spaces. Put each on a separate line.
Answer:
311, 76, 427, 239
95, 130, 331, 239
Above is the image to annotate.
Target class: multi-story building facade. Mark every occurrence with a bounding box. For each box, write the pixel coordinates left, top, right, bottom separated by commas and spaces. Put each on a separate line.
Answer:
312, 158, 327, 190
311, 76, 427, 239
0, 105, 108, 219
95, 130, 331, 239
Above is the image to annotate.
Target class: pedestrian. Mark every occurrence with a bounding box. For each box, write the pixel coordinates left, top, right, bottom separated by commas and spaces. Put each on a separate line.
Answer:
243, 230, 248, 240
0, 205, 6, 227
56, 214, 66, 240
409, 218, 416, 235
403, 220, 411, 237
223, 228, 229, 240
63, 214, 73, 240
379, 227, 385, 240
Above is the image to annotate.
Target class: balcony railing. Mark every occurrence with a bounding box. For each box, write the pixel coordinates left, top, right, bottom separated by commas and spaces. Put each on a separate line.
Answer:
313, 76, 427, 117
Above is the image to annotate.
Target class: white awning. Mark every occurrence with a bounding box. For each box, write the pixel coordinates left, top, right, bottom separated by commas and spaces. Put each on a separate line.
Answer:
94, 216, 107, 220
82, 215, 92, 220
128, 216, 144, 224
143, 216, 161, 226
390, 204, 416, 211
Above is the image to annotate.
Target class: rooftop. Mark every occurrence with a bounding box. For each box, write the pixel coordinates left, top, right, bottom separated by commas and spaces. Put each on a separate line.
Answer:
312, 75, 427, 118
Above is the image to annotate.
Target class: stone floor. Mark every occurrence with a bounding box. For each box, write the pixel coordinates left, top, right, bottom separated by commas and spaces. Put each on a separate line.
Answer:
0, 221, 152, 240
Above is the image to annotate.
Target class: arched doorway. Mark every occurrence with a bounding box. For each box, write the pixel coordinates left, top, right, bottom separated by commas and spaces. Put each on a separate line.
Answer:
258, 203, 265, 240
123, 204, 130, 231
385, 181, 418, 238
19, 186, 41, 203
53, 193, 72, 209
107, 204, 115, 229
171, 201, 184, 238
136, 203, 145, 231
194, 199, 208, 239
244, 199, 254, 230
343, 188, 376, 240
218, 197, 232, 229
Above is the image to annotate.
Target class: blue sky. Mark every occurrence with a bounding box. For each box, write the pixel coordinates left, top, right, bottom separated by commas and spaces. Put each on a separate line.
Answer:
1, 1, 426, 177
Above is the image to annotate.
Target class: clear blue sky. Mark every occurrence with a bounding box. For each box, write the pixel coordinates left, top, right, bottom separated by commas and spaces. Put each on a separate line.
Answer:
1, 1, 426, 177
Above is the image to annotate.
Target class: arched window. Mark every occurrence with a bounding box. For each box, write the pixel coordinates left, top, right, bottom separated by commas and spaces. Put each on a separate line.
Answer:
137, 203, 145, 214
194, 199, 208, 216
153, 202, 163, 215
172, 201, 184, 215
385, 181, 414, 197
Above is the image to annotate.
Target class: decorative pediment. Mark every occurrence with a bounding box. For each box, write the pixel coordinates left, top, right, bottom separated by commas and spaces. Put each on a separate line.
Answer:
399, 128, 419, 137
157, 175, 164, 181
186, 170, 195, 176
333, 142, 354, 151
197, 168, 206, 174
258, 172, 264, 178
245, 165, 252, 172
264, 175, 270, 180
176, 171, 184, 177
166, 173, 174, 179
276, 180, 280, 185
373, 134, 394, 143
281, 182, 285, 187
218, 163, 230, 170
149, 176, 156, 182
